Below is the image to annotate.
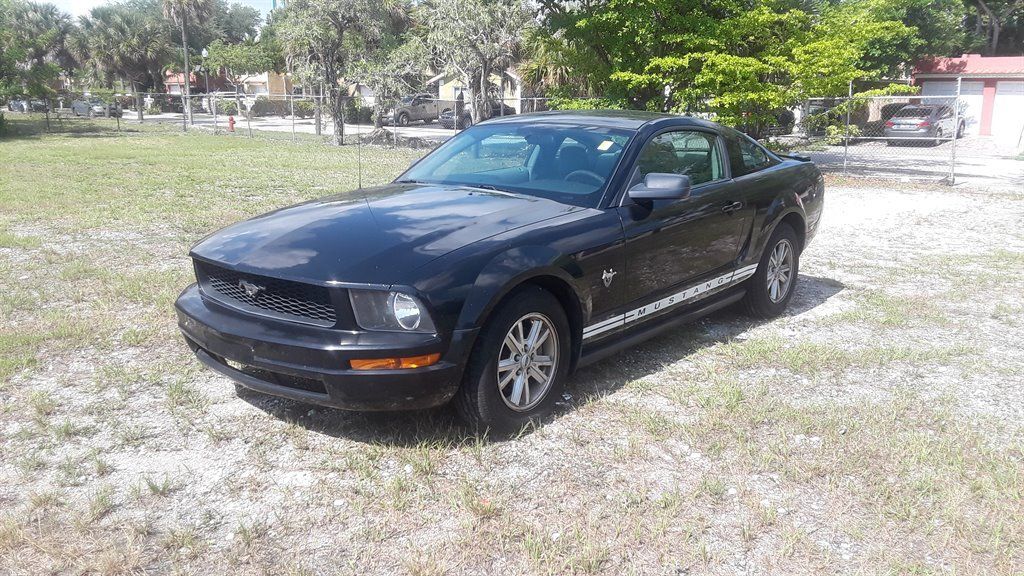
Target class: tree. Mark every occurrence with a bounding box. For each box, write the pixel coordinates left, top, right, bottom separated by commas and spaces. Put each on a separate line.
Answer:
422, 0, 530, 123
973, 0, 1024, 54
352, 35, 429, 128
1, 1, 74, 103
162, 0, 214, 125
205, 38, 277, 111
77, 4, 172, 121
275, 0, 395, 145
534, 0, 932, 137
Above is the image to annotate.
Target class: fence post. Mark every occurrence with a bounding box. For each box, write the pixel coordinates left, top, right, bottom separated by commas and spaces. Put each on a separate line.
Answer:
212, 95, 218, 135
290, 94, 296, 143
843, 80, 852, 175
948, 76, 962, 186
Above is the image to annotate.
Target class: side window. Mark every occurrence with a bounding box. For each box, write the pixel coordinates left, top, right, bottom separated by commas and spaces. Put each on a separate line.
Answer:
727, 135, 772, 177
635, 130, 724, 186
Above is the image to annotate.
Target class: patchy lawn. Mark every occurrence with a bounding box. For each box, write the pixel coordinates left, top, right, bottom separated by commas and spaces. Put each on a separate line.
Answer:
1, 116, 1022, 575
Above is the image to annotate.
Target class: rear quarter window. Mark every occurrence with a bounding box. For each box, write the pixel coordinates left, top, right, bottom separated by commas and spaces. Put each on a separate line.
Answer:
726, 134, 776, 177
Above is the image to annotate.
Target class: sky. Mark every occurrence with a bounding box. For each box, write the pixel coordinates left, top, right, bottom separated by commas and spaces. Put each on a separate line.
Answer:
49, 0, 274, 19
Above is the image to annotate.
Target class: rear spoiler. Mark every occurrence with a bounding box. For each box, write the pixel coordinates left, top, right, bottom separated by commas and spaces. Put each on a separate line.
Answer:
780, 153, 812, 162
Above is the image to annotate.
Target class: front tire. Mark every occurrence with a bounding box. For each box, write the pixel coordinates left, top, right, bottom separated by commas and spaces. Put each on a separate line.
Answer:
396, 112, 410, 127
741, 223, 800, 319
455, 286, 570, 433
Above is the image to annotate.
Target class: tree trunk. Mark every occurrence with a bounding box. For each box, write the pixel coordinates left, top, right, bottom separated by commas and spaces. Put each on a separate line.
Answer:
325, 70, 344, 145
990, 20, 1001, 54
180, 13, 192, 126
134, 82, 144, 123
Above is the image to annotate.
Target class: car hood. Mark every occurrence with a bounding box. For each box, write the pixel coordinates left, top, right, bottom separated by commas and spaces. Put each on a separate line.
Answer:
190, 182, 580, 286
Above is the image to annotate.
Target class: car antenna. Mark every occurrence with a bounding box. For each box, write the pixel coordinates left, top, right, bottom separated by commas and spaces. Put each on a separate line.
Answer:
356, 96, 362, 189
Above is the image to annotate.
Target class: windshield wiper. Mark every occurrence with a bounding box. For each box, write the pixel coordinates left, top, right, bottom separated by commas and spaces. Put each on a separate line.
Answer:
394, 178, 430, 184
464, 183, 511, 194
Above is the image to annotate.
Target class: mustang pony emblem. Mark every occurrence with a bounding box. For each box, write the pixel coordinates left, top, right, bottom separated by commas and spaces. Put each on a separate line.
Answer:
602, 268, 617, 288
239, 279, 264, 299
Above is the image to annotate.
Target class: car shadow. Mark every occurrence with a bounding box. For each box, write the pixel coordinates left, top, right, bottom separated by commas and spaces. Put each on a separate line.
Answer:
237, 274, 846, 447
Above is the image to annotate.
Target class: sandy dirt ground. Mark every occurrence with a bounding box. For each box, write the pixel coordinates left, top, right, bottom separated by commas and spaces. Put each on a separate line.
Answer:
1, 154, 1022, 574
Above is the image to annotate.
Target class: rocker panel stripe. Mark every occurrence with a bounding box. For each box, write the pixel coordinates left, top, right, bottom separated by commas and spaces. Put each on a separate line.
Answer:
582, 264, 758, 340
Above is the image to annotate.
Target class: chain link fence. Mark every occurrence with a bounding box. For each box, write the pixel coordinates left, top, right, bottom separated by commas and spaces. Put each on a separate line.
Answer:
6, 85, 1021, 185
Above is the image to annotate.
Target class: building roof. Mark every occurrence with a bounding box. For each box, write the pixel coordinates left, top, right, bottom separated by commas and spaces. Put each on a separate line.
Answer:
914, 54, 1024, 78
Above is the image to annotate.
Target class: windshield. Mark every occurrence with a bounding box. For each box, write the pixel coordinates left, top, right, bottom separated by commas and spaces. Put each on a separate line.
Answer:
894, 107, 932, 118
398, 122, 634, 208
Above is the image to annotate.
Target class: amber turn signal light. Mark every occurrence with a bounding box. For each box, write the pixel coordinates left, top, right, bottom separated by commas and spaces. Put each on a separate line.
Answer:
350, 353, 441, 370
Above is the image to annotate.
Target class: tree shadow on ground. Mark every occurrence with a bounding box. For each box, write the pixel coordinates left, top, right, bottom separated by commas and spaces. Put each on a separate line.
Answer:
238, 274, 846, 447
0, 114, 142, 141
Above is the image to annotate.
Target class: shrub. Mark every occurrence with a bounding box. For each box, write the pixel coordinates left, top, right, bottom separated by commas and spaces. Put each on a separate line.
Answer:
145, 105, 162, 116
343, 98, 373, 124
216, 100, 238, 116
293, 100, 313, 119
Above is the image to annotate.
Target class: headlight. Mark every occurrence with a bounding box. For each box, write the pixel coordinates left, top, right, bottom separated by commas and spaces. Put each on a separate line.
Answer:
349, 289, 436, 333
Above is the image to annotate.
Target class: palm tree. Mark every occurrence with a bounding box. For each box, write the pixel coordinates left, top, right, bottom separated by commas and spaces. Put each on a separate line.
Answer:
78, 6, 173, 122
162, 0, 212, 126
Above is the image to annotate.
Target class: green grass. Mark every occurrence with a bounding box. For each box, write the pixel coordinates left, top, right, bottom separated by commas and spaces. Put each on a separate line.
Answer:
2, 114, 1023, 575
0, 115, 426, 235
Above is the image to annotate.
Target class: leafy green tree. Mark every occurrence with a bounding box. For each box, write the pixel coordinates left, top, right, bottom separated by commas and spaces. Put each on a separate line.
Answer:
1, 1, 74, 104
351, 35, 429, 127
275, 0, 396, 145
76, 4, 172, 121
535, 0, 939, 136
205, 38, 277, 112
422, 0, 530, 123
972, 0, 1024, 54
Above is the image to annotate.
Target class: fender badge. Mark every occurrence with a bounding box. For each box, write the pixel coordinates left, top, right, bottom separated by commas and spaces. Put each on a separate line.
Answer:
602, 268, 617, 288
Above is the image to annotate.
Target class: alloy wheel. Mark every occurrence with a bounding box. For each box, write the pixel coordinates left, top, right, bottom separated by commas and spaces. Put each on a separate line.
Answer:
766, 239, 794, 303
496, 312, 558, 412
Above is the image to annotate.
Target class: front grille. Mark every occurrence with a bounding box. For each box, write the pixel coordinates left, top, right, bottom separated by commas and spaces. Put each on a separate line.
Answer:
195, 260, 337, 327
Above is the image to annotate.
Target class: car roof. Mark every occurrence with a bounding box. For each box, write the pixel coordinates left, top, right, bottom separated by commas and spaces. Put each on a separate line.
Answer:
484, 110, 721, 131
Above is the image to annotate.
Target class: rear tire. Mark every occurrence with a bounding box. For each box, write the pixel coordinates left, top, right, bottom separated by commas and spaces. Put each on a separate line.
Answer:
455, 286, 570, 434
741, 223, 800, 319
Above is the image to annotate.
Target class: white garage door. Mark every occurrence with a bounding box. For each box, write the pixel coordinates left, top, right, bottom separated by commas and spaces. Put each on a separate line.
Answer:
992, 81, 1024, 145
920, 80, 985, 135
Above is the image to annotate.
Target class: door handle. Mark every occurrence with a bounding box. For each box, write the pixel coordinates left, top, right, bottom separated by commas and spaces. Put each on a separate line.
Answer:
722, 201, 744, 214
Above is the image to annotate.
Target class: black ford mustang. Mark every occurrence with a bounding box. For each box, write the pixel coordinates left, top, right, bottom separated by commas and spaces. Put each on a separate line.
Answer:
176, 111, 824, 431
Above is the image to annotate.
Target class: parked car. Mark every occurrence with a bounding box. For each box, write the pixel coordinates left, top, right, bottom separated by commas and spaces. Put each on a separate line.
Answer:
438, 101, 517, 129
6, 98, 47, 112
176, 111, 824, 431
384, 93, 443, 126
884, 104, 964, 146
71, 98, 122, 118
857, 102, 908, 139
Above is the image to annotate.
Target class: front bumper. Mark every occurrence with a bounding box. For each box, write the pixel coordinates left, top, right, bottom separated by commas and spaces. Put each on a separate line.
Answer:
175, 283, 476, 411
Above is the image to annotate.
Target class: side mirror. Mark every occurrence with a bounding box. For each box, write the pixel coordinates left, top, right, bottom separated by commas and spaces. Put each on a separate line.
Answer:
628, 173, 692, 202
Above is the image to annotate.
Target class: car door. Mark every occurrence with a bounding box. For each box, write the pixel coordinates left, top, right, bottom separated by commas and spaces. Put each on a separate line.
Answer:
616, 129, 747, 304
